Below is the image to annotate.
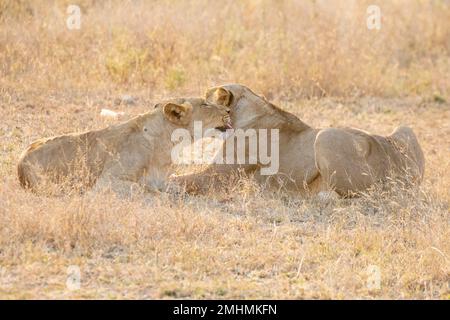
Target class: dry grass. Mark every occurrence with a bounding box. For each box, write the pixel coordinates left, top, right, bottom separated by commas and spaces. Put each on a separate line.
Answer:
0, 0, 449, 299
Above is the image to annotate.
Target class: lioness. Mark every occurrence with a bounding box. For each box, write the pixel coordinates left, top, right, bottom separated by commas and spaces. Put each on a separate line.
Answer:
171, 84, 425, 196
18, 98, 231, 195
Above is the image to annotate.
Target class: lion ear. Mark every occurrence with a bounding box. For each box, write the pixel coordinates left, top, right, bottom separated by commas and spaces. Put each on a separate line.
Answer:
162, 102, 193, 126
205, 87, 233, 106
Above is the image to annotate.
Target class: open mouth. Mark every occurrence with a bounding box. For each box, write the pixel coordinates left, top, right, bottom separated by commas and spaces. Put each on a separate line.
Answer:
215, 116, 233, 132
215, 122, 233, 132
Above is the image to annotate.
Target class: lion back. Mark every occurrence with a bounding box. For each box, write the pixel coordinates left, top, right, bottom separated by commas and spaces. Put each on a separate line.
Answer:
17, 131, 107, 191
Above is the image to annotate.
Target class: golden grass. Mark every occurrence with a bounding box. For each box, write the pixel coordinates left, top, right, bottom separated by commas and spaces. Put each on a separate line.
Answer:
1, 0, 450, 97
0, 0, 449, 299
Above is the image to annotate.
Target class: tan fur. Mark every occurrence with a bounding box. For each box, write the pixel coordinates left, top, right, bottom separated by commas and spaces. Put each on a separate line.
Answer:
18, 98, 230, 195
172, 84, 425, 196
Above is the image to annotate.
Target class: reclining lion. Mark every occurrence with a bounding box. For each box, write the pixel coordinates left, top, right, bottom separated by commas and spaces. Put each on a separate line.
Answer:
18, 98, 231, 195
171, 84, 425, 196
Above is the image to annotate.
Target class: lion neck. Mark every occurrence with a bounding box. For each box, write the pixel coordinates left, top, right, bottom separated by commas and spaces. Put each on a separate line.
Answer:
135, 110, 180, 170
243, 100, 311, 134
98, 110, 178, 170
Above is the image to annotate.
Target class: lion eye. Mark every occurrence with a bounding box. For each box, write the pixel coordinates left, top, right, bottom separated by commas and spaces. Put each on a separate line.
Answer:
143, 127, 148, 132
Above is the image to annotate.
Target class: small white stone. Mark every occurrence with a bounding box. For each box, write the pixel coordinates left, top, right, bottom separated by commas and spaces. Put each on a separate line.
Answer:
100, 108, 125, 120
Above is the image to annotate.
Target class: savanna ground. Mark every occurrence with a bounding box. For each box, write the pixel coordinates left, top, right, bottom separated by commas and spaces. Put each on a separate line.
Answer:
0, 0, 449, 299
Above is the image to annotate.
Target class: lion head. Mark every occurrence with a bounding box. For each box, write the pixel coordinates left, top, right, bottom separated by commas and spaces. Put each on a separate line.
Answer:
151, 97, 232, 133
205, 84, 266, 130
205, 84, 308, 131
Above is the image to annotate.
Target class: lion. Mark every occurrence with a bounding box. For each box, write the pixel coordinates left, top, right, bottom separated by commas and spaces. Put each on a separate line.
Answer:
170, 84, 425, 197
18, 98, 232, 196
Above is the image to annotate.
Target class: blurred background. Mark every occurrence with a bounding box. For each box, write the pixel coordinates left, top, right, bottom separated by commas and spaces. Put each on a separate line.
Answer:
1, 0, 449, 100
